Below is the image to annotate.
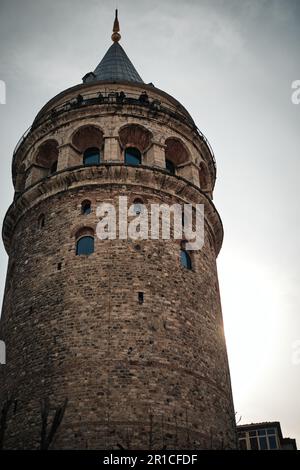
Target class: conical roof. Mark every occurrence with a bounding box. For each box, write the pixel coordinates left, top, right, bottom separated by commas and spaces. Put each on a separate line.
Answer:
84, 10, 144, 84
93, 41, 143, 83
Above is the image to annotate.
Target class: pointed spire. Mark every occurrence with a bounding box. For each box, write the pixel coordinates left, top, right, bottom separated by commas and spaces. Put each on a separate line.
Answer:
111, 9, 121, 43
83, 9, 144, 84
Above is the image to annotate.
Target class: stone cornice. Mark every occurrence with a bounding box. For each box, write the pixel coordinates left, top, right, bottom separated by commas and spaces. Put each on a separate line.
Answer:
3, 164, 223, 256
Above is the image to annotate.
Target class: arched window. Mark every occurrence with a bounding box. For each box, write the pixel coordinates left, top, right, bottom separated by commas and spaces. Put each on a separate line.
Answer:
83, 147, 101, 166
81, 200, 91, 215
166, 159, 176, 175
125, 147, 142, 166
165, 138, 190, 166
180, 249, 192, 270
35, 139, 59, 179
133, 198, 144, 215
76, 236, 94, 256
38, 214, 45, 229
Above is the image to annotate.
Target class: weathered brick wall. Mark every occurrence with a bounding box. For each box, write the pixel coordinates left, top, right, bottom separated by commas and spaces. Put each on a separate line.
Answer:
0, 82, 236, 449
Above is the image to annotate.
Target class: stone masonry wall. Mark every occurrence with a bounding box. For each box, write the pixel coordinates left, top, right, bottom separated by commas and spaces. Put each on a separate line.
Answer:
0, 176, 236, 449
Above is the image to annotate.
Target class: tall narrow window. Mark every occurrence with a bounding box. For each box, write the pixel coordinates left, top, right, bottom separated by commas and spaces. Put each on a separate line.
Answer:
166, 159, 175, 175
76, 236, 94, 256
83, 147, 100, 166
38, 214, 45, 229
81, 200, 92, 215
133, 198, 144, 215
180, 249, 192, 270
125, 147, 142, 166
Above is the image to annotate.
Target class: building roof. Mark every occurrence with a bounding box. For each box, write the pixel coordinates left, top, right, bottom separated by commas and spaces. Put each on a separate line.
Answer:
92, 42, 144, 83
83, 10, 144, 84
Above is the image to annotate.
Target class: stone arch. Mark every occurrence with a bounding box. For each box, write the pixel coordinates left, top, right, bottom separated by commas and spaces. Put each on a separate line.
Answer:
118, 124, 153, 154
35, 139, 59, 173
71, 224, 95, 239
165, 137, 190, 168
74, 226, 95, 256
71, 125, 104, 154
74, 226, 95, 239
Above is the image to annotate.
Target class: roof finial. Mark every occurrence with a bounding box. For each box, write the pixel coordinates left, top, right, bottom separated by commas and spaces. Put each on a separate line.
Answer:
111, 9, 121, 43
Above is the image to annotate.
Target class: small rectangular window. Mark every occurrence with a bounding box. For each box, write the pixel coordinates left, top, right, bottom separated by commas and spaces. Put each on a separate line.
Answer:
138, 292, 144, 304
268, 435, 278, 449
250, 437, 259, 450
239, 439, 247, 450
259, 436, 268, 450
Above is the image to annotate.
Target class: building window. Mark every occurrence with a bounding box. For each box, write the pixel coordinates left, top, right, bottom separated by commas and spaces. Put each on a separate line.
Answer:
166, 159, 175, 175
35, 139, 59, 179
259, 436, 268, 450
239, 428, 279, 450
76, 236, 94, 256
38, 214, 45, 229
83, 147, 101, 166
81, 200, 92, 215
239, 439, 247, 450
133, 198, 144, 215
268, 435, 278, 449
125, 147, 142, 165
250, 437, 259, 450
180, 249, 192, 270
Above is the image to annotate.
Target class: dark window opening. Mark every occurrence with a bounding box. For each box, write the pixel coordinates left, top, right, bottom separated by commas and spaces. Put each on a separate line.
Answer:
81, 200, 92, 215
239, 439, 247, 450
57, 263, 62, 271
38, 214, 45, 229
138, 292, 144, 304
76, 236, 94, 256
259, 436, 268, 450
268, 436, 278, 449
83, 147, 101, 166
166, 159, 176, 175
180, 249, 192, 270
50, 160, 58, 174
125, 147, 142, 166
250, 437, 259, 450
133, 198, 144, 215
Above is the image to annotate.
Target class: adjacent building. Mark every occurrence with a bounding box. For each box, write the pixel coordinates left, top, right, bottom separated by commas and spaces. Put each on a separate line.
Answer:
238, 422, 297, 450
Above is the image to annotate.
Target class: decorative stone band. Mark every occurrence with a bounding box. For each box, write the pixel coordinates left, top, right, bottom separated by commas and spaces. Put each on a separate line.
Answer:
2, 164, 223, 256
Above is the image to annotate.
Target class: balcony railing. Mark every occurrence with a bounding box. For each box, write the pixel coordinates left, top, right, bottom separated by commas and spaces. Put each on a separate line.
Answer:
12, 90, 216, 171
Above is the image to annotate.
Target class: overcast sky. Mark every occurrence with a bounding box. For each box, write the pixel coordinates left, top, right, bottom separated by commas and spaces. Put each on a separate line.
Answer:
0, 0, 299, 446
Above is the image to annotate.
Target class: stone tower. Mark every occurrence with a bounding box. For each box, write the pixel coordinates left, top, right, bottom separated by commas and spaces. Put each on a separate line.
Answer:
0, 11, 236, 449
